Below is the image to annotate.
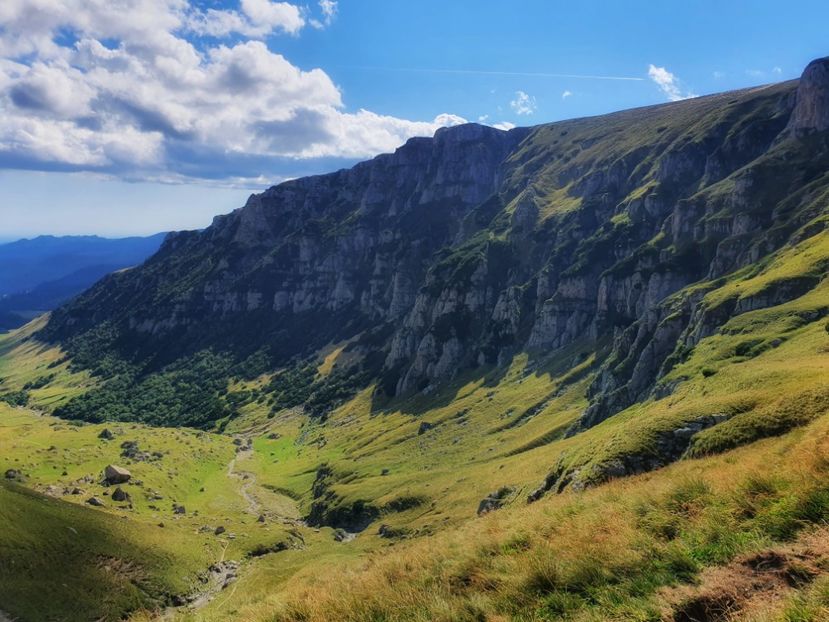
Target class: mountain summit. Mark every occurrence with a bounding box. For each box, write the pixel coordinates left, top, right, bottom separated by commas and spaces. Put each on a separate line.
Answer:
35, 59, 827, 477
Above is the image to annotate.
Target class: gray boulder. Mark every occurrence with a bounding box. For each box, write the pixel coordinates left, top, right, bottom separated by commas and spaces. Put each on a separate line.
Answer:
111, 487, 130, 502
104, 464, 131, 484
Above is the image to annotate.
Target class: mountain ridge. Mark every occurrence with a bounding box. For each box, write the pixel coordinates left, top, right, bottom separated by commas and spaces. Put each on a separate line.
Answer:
28, 58, 829, 491
1, 58, 829, 622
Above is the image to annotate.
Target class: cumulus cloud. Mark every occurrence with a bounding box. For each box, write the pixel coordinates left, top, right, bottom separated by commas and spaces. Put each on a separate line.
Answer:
0, 0, 464, 184
186, 0, 305, 37
510, 90, 536, 115
561, 90, 572, 100
647, 64, 696, 102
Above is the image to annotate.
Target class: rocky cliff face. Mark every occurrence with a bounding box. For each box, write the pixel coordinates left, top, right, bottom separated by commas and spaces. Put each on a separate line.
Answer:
788, 57, 829, 134
46, 59, 829, 432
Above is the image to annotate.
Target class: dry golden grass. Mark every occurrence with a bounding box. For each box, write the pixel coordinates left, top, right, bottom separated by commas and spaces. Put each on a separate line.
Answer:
255, 414, 829, 622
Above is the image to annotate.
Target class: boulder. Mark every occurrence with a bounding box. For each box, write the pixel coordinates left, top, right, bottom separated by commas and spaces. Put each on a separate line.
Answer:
111, 487, 130, 502
417, 421, 434, 435
98, 428, 115, 440
4, 469, 20, 480
87, 496, 105, 507
215, 525, 226, 535
104, 464, 131, 484
173, 503, 186, 515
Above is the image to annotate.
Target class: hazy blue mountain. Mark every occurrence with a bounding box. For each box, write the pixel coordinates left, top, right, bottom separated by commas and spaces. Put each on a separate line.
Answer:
0, 233, 166, 329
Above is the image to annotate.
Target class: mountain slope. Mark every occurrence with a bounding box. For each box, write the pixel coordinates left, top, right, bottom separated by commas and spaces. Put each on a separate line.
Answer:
0, 59, 828, 622
42, 61, 828, 440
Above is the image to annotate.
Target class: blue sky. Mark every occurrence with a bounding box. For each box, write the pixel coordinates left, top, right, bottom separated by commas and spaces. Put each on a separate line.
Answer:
1, 0, 828, 238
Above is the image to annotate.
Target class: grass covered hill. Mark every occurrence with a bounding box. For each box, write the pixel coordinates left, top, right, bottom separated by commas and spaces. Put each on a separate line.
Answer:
0, 58, 828, 622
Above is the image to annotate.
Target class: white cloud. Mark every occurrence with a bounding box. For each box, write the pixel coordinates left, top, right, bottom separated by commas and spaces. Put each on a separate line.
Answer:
492, 121, 516, 131
713, 70, 726, 79
510, 90, 536, 115
561, 90, 572, 100
309, 0, 338, 29
0, 0, 465, 184
647, 64, 696, 102
477, 114, 489, 123
186, 0, 304, 38
320, 0, 337, 24
744, 67, 783, 81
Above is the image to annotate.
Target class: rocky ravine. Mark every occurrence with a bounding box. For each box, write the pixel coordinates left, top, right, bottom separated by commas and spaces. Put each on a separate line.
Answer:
46, 58, 829, 436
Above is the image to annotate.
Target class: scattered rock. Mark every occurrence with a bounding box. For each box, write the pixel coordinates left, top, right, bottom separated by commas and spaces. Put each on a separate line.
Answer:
173, 503, 186, 515
417, 421, 434, 435
87, 496, 105, 507
4, 469, 20, 480
247, 541, 290, 558
267, 432, 280, 440
257, 514, 266, 523
103, 464, 131, 484
214, 526, 226, 535
381, 468, 390, 476
111, 487, 130, 502
333, 528, 354, 542
477, 486, 515, 516
377, 524, 409, 539
120, 440, 154, 462
98, 428, 115, 440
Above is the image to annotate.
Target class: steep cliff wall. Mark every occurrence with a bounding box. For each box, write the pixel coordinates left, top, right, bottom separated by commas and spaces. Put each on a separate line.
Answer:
44, 60, 829, 432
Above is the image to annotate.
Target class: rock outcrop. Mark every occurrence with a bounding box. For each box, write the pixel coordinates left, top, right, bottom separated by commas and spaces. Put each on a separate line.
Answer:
44, 59, 829, 437
787, 57, 829, 134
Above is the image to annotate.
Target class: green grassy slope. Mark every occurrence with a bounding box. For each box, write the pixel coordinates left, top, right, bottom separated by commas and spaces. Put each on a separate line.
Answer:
0, 482, 208, 621
1, 72, 828, 621
2, 230, 824, 621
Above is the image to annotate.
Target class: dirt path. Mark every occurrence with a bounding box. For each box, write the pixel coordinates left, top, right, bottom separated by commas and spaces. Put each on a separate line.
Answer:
158, 437, 303, 619
226, 445, 261, 517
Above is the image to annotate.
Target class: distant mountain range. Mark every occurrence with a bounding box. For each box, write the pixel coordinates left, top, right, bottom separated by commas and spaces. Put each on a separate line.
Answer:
0, 234, 166, 330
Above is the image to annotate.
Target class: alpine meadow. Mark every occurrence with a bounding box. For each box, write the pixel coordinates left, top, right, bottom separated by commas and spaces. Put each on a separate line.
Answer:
1, 3, 829, 622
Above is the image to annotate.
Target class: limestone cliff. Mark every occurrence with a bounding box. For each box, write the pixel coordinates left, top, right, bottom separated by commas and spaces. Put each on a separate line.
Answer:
45, 58, 829, 434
